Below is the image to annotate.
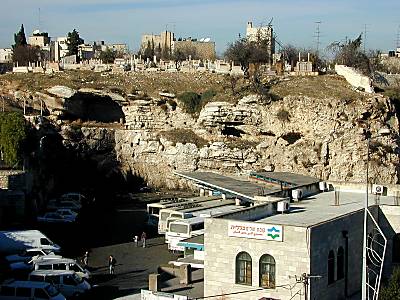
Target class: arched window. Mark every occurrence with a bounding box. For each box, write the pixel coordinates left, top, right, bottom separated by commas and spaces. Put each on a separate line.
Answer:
236, 252, 252, 285
337, 247, 344, 280
259, 254, 276, 289
328, 250, 335, 284
393, 234, 400, 263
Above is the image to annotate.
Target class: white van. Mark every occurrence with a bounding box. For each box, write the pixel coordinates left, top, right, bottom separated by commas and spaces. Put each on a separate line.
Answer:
33, 258, 91, 279
0, 230, 61, 255
29, 270, 91, 298
0, 280, 65, 300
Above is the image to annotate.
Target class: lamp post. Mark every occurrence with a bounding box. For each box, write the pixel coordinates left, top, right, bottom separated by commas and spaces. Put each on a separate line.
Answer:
361, 128, 390, 300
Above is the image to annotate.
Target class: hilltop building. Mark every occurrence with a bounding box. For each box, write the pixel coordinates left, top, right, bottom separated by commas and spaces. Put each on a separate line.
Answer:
0, 48, 13, 63
174, 38, 216, 60
28, 30, 50, 50
141, 31, 174, 55
246, 21, 275, 64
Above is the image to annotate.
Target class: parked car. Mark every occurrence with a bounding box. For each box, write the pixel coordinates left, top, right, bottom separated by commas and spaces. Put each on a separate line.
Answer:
47, 199, 82, 212
60, 193, 87, 203
32, 258, 91, 279
0, 230, 61, 255
29, 270, 91, 298
54, 209, 78, 222
5, 248, 54, 263
0, 280, 65, 300
37, 212, 74, 224
9, 255, 63, 271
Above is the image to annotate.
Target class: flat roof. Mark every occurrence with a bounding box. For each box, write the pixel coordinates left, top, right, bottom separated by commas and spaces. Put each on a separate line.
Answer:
256, 191, 398, 228
175, 171, 282, 200
250, 171, 320, 187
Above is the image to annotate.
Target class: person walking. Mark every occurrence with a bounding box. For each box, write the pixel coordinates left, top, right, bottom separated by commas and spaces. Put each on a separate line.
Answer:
141, 231, 147, 248
133, 235, 138, 247
83, 251, 89, 267
108, 255, 116, 275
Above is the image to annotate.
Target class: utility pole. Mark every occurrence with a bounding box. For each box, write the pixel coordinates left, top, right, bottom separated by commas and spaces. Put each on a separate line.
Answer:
38, 8, 41, 31
292, 273, 322, 300
396, 25, 400, 49
363, 24, 369, 53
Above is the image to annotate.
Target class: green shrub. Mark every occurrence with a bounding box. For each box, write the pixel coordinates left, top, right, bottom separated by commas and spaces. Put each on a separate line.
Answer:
0, 112, 27, 167
167, 99, 177, 111
201, 90, 217, 101
177, 92, 202, 114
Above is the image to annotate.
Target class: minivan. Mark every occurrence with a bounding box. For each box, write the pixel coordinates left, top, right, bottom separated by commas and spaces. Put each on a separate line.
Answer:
33, 258, 91, 279
0, 280, 65, 300
29, 270, 91, 298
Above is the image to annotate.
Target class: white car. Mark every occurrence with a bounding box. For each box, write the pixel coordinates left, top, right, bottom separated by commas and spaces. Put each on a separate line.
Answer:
5, 248, 54, 263
37, 212, 73, 224
55, 209, 78, 222
9, 254, 63, 271
47, 199, 82, 212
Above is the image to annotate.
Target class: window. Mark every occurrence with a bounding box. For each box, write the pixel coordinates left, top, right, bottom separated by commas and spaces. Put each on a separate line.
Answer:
0, 286, 14, 296
328, 250, 335, 284
337, 247, 344, 280
259, 254, 276, 288
16, 287, 31, 297
393, 234, 400, 263
34, 288, 49, 299
64, 275, 77, 285
54, 263, 67, 270
40, 238, 51, 245
236, 252, 252, 285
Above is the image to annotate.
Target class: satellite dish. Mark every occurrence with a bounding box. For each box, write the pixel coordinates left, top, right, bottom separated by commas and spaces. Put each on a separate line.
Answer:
33, 29, 40, 35
204, 38, 211, 42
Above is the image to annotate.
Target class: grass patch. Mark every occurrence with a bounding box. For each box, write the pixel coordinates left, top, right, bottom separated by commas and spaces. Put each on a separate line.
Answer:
158, 129, 208, 148
224, 137, 258, 150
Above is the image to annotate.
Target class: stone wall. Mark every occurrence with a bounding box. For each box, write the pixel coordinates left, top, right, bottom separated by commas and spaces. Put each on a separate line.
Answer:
174, 41, 216, 60
335, 65, 374, 93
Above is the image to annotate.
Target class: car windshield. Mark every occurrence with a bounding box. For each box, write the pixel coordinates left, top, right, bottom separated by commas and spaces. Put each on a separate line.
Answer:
45, 284, 60, 297
72, 273, 84, 283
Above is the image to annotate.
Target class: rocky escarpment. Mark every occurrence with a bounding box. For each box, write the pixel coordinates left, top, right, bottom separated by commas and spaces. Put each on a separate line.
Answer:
3, 76, 400, 189
55, 91, 400, 189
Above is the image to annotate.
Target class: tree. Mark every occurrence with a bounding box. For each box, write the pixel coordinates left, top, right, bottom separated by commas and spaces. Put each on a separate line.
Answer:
13, 24, 27, 48
225, 38, 270, 76
143, 40, 154, 62
66, 29, 84, 57
173, 49, 186, 69
0, 112, 27, 167
380, 267, 400, 299
99, 48, 116, 64
327, 34, 370, 75
12, 45, 41, 66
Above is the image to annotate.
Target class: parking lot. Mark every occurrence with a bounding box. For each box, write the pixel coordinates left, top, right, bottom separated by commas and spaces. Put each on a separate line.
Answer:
1, 192, 187, 299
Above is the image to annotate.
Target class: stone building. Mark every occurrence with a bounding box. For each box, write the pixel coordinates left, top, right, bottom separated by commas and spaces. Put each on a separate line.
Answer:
0, 48, 13, 63
246, 21, 275, 64
0, 170, 31, 226
28, 30, 50, 49
204, 188, 400, 300
141, 31, 174, 54
174, 39, 216, 60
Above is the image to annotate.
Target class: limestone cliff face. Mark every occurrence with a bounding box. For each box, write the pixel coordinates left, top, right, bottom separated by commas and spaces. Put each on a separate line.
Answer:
109, 93, 399, 188
5, 81, 399, 188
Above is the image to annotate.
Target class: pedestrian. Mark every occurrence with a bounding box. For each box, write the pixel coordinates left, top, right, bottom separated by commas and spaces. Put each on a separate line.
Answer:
133, 235, 138, 247
141, 231, 147, 248
108, 255, 116, 275
83, 250, 89, 267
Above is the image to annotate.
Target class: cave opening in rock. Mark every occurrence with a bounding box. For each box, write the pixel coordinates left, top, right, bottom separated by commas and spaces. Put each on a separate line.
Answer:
63, 92, 125, 123
222, 126, 246, 137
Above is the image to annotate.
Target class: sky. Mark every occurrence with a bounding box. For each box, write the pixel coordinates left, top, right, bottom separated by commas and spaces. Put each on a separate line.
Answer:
0, 0, 399, 56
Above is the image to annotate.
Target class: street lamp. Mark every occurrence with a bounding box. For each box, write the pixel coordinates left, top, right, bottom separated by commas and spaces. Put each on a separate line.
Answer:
361, 127, 391, 300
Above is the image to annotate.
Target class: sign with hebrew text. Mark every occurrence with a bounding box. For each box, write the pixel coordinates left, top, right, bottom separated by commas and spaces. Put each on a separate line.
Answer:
228, 221, 283, 242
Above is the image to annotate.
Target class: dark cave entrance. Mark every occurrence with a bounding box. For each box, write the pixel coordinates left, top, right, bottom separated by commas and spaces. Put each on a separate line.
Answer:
63, 92, 125, 123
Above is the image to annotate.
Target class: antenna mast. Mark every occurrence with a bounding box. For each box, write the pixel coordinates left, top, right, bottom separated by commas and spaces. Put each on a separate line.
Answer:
38, 8, 41, 31
314, 21, 322, 55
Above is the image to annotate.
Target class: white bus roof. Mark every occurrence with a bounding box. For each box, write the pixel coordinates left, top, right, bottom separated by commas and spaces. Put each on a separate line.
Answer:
148, 196, 221, 209
171, 216, 205, 226
160, 199, 235, 215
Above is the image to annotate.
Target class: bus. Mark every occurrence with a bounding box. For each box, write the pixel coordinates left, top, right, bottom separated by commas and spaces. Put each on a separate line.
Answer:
147, 196, 220, 227
158, 199, 235, 234
167, 217, 205, 252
